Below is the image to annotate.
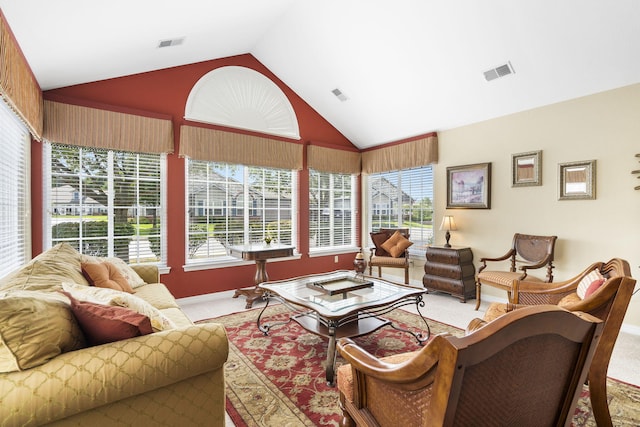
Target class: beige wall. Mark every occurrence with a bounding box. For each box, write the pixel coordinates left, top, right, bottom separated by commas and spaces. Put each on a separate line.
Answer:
430, 83, 639, 331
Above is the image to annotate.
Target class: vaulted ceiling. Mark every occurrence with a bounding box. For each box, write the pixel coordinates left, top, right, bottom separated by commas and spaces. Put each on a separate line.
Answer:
1, 0, 639, 149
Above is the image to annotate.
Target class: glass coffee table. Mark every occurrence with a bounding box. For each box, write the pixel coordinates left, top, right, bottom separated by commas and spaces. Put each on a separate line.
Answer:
257, 270, 430, 384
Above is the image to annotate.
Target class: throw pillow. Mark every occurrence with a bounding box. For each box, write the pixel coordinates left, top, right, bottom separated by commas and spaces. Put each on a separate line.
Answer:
576, 269, 605, 299
81, 261, 134, 293
0, 291, 86, 373
61, 282, 176, 332
81, 255, 147, 289
380, 231, 413, 258
584, 278, 606, 298
62, 291, 153, 346
370, 231, 390, 256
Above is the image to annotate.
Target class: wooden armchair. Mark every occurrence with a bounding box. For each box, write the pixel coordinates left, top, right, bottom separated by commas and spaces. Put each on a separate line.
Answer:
368, 228, 412, 284
471, 258, 636, 427
475, 233, 557, 309
336, 305, 603, 427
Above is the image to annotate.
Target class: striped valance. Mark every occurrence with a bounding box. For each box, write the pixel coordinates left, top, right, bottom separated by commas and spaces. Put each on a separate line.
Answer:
43, 100, 174, 154
0, 12, 43, 139
307, 144, 361, 174
362, 133, 438, 174
179, 125, 303, 170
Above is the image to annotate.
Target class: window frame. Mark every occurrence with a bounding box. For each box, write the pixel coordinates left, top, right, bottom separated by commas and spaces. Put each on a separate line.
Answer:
308, 169, 359, 256
184, 160, 299, 269
366, 165, 434, 257
43, 143, 167, 266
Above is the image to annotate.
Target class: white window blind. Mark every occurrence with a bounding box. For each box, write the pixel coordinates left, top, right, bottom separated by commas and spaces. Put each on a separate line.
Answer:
309, 169, 357, 252
45, 143, 166, 264
368, 166, 434, 252
186, 161, 296, 263
0, 100, 30, 277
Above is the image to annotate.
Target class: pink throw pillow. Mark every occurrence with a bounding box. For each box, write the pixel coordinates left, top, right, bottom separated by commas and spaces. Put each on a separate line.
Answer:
62, 291, 153, 346
584, 279, 606, 298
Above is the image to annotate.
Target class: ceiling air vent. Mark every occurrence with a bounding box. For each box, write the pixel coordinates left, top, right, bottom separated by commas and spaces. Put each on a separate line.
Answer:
484, 62, 515, 81
158, 37, 185, 48
332, 88, 349, 102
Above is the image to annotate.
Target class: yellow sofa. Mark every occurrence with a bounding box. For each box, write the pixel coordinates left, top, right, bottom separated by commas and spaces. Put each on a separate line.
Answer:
0, 243, 229, 426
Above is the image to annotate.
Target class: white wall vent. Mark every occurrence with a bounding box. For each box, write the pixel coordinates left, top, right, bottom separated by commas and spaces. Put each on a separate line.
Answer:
158, 38, 185, 48
484, 62, 515, 81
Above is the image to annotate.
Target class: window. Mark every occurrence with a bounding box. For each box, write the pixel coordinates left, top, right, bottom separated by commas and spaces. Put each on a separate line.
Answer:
368, 166, 434, 253
45, 143, 166, 264
0, 100, 30, 278
186, 161, 296, 263
309, 169, 357, 253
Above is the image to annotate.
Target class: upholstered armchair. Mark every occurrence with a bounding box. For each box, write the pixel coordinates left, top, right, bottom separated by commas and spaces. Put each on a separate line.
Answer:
470, 258, 635, 427
368, 228, 413, 284
475, 233, 557, 309
336, 305, 603, 427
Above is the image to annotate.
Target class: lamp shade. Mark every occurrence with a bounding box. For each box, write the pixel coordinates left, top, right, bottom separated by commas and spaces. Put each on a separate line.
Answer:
439, 215, 457, 231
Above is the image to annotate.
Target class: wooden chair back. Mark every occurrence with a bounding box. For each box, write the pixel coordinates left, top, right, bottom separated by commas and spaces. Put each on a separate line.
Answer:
370, 228, 410, 257
337, 305, 603, 427
509, 258, 635, 427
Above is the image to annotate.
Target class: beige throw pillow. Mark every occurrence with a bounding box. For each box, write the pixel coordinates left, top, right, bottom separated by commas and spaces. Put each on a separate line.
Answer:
0, 291, 86, 373
380, 231, 413, 257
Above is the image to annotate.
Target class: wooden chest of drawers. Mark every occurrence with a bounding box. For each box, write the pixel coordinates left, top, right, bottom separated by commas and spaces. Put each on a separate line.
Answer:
423, 246, 476, 303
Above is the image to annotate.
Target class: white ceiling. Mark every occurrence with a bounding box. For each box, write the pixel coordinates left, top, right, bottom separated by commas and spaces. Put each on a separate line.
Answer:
1, 0, 639, 149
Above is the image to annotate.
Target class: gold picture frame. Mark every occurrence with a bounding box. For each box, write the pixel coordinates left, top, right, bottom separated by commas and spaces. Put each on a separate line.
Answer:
558, 160, 596, 200
446, 162, 491, 209
512, 150, 542, 187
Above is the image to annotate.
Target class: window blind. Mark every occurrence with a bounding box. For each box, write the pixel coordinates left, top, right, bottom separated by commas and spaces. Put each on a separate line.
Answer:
46, 143, 165, 264
0, 99, 30, 277
368, 165, 434, 252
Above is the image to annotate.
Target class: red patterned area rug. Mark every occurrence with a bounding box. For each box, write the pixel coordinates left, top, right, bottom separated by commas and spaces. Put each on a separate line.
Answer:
199, 305, 640, 427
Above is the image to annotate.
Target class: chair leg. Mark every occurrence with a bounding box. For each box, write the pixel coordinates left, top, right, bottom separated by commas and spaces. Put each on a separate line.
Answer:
404, 267, 409, 284
474, 281, 482, 310
589, 366, 614, 427
377, 266, 382, 278
339, 394, 356, 427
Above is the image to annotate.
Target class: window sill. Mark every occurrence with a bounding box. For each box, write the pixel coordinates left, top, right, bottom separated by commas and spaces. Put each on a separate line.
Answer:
308, 246, 360, 258
183, 253, 302, 272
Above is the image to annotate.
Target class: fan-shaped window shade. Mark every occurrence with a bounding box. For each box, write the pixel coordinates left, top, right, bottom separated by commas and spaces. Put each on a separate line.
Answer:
185, 66, 300, 139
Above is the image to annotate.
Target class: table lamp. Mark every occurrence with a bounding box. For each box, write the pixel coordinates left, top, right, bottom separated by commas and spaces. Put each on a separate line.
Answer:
439, 215, 457, 248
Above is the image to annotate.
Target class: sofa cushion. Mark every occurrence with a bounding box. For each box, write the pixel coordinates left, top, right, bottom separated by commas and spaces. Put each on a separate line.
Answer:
133, 283, 180, 310
0, 243, 88, 292
64, 291, 153, 345
81, 255, 147, 289
558, 292, 582, 308
81, 261, 134, 293
62, 282, 176, 332
381, 231, 413, 258
0, 291, 86, 372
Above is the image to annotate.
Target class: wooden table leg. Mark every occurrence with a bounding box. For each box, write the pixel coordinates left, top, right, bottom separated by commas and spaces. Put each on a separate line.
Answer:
233, 259, 270, 309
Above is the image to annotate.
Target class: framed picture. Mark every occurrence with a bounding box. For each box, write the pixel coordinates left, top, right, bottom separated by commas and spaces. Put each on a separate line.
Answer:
446, 162, 491, 209
558, 160, 596, 200
512, 150, 542, 187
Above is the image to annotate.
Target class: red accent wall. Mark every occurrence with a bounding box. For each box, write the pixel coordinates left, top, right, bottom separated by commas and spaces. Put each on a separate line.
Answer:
37, 54, 361, 298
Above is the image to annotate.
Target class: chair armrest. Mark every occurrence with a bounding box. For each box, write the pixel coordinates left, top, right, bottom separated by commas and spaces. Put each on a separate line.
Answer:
511, 262, 604, 304
337, 337, 443, 384
518, 254, 554, 272
1, 323, 228, 425
479, 249, 515, 263
478, 249, 516, 272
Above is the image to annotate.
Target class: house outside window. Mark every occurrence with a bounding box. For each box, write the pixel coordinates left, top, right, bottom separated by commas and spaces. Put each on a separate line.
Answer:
309, 170, 357, 253
186, 160, 296, 263
44, 143, 166, 264
367, 165, 434, 254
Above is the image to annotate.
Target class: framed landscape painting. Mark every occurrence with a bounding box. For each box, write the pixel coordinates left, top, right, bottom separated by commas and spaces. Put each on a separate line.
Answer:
446, 162, 491, 209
